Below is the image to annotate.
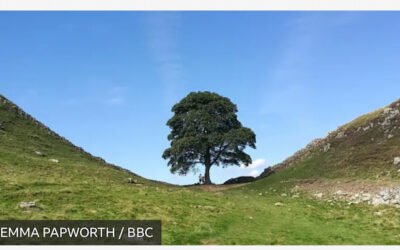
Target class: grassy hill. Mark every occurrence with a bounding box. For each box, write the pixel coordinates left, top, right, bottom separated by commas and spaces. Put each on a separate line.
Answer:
1, 94, 400, 244
259, 98, 400, 181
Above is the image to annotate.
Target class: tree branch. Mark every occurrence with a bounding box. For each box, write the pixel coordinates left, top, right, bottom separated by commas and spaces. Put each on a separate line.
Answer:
210, 143, 230, 166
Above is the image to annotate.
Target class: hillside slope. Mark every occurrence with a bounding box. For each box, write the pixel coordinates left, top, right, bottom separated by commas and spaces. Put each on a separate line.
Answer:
260, 99, 400, 179
1, 94, 400, 244
0, 94, 148, 184
255, 98, 400, 205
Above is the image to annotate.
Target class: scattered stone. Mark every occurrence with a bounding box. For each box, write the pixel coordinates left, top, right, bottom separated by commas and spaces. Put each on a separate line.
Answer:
48, 159, 59, 163
388, 134, 394, 139
394, 157, 400, 166
201, 205, 216, 210
335, 190, 347, 196
274, 202, 284, 207
128, 178, 138, 184
374, 211, 383, 217
336, 131, 345, 139
292, 194, 300, 198
363, 126, 370, 131
382, 108, 399, 127
19, 201, 36, 209
35, 151, 44, 156
323, 143, 331, 152
314, 192, 323, 198
281, 193, 287, 197
259, 193, 263, 196
384, 107, 392, 114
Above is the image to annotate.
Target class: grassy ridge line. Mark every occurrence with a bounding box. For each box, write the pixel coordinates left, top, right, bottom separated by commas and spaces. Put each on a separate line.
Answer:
0, 94, 152, 182
258, 98, 400, 181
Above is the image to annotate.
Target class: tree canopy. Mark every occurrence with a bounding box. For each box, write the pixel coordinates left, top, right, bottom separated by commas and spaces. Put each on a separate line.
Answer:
162, 91, 256, 184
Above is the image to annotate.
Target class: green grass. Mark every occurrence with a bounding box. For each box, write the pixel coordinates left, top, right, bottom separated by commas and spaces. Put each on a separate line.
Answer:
1, 96, 400, 244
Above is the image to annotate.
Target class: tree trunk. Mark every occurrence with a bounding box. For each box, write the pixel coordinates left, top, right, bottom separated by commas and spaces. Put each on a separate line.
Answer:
204, 164, 211, 185
204, 149, 212, 185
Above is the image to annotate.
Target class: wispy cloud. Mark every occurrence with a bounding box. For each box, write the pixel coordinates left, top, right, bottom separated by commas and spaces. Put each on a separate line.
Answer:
143, 12, 185, 105
260, 13, 362, 116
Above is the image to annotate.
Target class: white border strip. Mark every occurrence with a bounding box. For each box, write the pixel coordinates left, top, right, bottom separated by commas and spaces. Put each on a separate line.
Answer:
1, 0, 400, 11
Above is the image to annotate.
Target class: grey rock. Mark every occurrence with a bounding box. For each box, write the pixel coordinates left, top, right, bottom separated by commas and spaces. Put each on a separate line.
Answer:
335, 190, 347, 196
35, 151, 44, 156
314, 192, 323, 198
127, 178, 138, 184
323, 143, 331, 152
336, 132, 345, 139
19, 201, 36, 209
394, 157, 400, 166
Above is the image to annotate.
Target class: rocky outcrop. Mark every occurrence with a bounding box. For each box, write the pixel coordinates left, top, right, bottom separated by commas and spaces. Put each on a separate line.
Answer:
257, 167, 274, 179
258, 98, 400, 178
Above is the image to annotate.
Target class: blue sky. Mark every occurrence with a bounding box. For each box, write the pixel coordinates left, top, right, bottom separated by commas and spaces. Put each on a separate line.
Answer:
1, 12, 400, 184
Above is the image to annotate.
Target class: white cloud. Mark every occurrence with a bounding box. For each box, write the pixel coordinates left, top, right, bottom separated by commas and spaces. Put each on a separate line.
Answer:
240, 158, 267, 169
249, 169, 260, 177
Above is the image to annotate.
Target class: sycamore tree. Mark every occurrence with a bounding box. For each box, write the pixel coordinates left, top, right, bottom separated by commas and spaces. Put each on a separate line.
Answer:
162, 91, 256, 184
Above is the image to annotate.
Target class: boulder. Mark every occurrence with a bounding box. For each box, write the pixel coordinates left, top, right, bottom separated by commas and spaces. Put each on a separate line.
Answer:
128, 178, 138, 184
394, 157, 400, 166
323, 143, 331, 152
223, 176, 255, 185
336, 132, 345, 139
19, 201, 36, 209
314, 192, 323, 198
335, 190, 347, 196
35, 151, 44, 157
48, 159, 59, 163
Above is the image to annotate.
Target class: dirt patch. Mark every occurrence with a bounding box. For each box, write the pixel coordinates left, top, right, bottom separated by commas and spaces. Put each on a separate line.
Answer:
187, 183, 247, 192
